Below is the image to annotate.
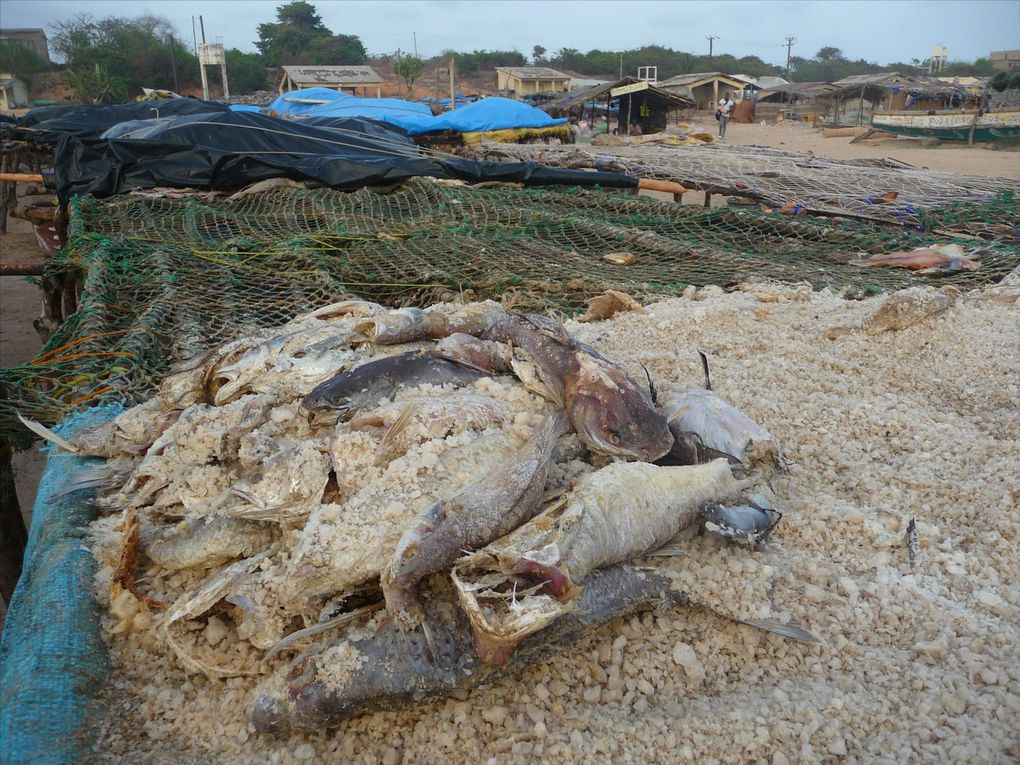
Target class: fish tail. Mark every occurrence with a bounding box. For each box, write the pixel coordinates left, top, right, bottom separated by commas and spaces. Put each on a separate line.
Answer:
17, 412, 81, 454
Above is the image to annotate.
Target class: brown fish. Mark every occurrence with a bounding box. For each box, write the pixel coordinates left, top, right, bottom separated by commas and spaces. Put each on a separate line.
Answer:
431, 333, 513, 373
482, 313, 673, 461
850, 245, 979, 272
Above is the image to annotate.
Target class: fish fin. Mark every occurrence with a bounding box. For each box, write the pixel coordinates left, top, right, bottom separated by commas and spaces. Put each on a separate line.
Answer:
697, 349, 712, 391
264, 602, 381, 661
375, 404, 415, 465
736, 617, 822, 644
17, 413, 82, 454
46, 466, 117, 503
641, 364, 658, 405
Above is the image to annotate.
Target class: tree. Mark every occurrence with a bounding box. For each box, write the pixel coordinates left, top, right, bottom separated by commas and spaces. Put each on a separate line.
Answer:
225, 49, 269, 94
394, 55, 424, 93
49, 13, 200, 102
532, 44, 546, 63
256, 1, 366, 66
816, 47, 843, 62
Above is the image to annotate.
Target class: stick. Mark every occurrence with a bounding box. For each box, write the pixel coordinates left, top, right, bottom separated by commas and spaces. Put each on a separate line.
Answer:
0, 173, 45, 184
636, 178, 687, 195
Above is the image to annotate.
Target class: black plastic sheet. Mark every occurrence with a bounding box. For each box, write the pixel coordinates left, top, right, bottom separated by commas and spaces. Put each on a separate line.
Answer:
52, 111, 637, 203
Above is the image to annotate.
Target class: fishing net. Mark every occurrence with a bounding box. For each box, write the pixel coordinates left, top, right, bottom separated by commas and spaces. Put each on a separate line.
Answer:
1, 178, 1017, 443
463, 143, 1020, 238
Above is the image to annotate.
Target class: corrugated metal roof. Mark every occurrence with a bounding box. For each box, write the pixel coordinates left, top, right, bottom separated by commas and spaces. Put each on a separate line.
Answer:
495, 67, 571, 80
281, 66, 384, 85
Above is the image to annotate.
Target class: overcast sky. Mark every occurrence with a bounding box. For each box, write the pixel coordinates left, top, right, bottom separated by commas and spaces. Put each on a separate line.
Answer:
4, 0, 1017, 68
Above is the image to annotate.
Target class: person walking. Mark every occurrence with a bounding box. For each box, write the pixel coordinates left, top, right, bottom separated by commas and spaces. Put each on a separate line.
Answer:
716, 92, 734, 139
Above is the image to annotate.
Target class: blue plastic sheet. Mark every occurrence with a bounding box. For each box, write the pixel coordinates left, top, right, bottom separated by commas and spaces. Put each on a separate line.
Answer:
267, 87, 351, 116
273, 90, 566, 135
0, 405, 122, 765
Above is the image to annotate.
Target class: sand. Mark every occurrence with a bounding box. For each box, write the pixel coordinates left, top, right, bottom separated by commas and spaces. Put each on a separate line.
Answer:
84, 282, 1019, 764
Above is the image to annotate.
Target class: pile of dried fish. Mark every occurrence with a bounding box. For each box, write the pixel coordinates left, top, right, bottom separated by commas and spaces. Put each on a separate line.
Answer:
25, 297, 816, 735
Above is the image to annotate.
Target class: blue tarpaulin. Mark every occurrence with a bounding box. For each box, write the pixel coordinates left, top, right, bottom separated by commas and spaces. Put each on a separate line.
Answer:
267, 87, 351, 116
272, 91, 566, 135
0, 405, 123, 765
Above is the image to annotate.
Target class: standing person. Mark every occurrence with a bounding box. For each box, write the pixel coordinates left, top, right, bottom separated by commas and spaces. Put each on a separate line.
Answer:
716, 92, 734, 139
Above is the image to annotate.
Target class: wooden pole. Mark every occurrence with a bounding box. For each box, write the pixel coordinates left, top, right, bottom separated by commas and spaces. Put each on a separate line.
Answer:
449, 57, 455, 110
858, 84, 865, 126
0, 173, 44, 184
169, 34, 179, 92
0, 264, 46, 276
637, 178, 687, 195
968, 109, 979, 145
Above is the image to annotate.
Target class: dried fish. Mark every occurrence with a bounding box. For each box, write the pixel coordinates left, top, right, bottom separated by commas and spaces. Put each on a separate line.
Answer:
380, 411, 569, 629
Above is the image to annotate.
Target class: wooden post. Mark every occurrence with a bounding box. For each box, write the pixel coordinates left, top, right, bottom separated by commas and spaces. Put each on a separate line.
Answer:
449, 57, 455, 110
625, 95, 632, 135
858, 84, 865, 126
704, 191, 713, 208
0, 153, 8, 235
968, 109, 979, 145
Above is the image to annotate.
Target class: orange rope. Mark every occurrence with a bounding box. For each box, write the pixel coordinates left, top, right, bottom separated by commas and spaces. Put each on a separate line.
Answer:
60, 385, 116, 413
33, 329, 137, 364
34, 351, 137, 367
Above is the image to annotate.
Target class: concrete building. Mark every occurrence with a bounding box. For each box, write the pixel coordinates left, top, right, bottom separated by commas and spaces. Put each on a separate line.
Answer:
495, 67, 571, 98
989, 50, 1020, 72
278, 65, 384, 96
0, 28, 50, 63
656, 72, 749, 110
0, 75, 29, 110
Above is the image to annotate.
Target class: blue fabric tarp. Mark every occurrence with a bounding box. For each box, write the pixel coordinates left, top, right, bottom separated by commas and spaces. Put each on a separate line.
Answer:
0, 405, 123, 765
267, 87, 351, 116
298, 96, 434, 130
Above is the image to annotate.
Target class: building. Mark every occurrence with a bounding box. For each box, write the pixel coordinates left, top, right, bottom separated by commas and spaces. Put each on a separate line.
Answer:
546, 76, 693, 134
0, 74, 29, 110
495, 67, 571, 98
656, 72, 749, 110
0, 28, 50, 63
989, 50, 1020, 72
278, 65, 385, 96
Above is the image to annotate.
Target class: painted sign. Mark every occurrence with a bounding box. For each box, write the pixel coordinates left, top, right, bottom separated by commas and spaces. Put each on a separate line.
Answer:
610, 81, 650, 97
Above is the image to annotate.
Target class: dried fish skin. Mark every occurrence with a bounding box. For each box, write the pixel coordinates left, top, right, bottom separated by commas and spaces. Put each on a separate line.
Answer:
826, 286, 958, 340
380, 411, 569, 627
252, 565, 682, 734
353, 307, 428, 345
146, 515, 278, 570
431, 333, 513, 373
453, 460, 741, 660
660, 385, 784, 478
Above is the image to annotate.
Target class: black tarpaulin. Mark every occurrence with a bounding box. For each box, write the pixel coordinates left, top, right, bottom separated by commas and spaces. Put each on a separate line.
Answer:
52, 111, 637, 203
18, 98, 231, 141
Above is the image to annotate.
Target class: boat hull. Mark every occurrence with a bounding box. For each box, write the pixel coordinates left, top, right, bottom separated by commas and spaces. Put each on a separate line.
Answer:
871, 109, 1020, 142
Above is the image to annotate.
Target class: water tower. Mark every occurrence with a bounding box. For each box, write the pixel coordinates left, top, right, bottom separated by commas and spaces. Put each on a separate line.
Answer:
928, 44, 949, 74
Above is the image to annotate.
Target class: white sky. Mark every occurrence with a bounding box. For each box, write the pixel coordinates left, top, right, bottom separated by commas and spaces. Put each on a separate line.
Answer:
2, 0, 1017, 68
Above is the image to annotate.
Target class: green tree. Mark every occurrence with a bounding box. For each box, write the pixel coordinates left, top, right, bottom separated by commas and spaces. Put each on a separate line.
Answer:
394, 55, 424, 93
815, 47, 843, 61
256, 1, 366, 66
49, 13, 200, 102
532, 45, 546, 63
225, 49, 269, 94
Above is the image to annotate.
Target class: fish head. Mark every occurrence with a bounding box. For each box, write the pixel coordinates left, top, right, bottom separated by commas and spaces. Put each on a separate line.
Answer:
569, 389, 674, 461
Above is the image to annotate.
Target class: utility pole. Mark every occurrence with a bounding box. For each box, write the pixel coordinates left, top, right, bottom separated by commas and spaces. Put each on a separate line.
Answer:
619, 53, 623, 78
706, 35, 718, 63
192, 17, 198, 55
200, 16, 206, 44
784, 35, 796, 80
169, 34, 179, 92
413, 32, 418, 58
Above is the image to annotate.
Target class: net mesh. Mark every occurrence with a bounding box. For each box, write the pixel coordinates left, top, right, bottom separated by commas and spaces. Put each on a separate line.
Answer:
2, 178, 1018, 442
463, 143, 1020, 238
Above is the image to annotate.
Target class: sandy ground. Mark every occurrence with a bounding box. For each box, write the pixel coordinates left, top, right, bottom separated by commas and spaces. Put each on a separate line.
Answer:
0, 120, 1017, 520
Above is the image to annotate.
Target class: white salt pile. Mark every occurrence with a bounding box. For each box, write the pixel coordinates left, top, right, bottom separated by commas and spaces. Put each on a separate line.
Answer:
88, 283, 1018, 764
